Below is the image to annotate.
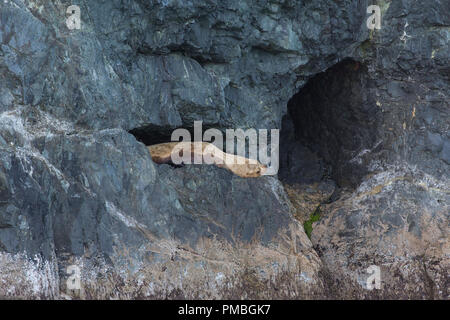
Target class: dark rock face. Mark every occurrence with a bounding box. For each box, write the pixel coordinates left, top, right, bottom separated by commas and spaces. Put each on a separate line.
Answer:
0, 0, 448, 298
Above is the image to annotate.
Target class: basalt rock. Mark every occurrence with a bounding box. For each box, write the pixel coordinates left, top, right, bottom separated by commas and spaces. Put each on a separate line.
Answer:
0, 0, 448, 299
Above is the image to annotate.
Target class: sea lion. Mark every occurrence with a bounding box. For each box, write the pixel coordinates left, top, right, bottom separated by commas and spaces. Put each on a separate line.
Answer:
147, 142, 267, 178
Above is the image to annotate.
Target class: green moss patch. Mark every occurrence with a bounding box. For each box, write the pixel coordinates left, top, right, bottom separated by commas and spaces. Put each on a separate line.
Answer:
303, 206, 321, 239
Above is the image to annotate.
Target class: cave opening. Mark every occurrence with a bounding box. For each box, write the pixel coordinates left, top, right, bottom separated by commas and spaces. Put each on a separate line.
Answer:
279, 58, 381, 210
129, 124, 179, 146
129, 123, 222, 147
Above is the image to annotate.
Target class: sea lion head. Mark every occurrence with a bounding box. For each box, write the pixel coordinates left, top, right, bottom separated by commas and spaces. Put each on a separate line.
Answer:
242, 163, 268, 178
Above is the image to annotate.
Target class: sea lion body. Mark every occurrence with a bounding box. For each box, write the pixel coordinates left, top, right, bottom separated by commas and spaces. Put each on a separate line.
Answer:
147, 142, 267, 178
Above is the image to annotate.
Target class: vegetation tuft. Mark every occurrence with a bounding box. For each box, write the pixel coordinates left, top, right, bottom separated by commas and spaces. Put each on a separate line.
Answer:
303, 206, 321, 239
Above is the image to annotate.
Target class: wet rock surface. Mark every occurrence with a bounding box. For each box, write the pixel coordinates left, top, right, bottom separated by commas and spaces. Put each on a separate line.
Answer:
0, 0, 449, 298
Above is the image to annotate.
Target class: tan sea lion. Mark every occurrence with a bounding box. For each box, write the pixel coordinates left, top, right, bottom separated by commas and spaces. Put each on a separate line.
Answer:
147, 142, 267, 178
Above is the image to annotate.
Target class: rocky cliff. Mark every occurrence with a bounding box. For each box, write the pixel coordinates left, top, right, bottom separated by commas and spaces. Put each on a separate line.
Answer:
0, 0, 448, 299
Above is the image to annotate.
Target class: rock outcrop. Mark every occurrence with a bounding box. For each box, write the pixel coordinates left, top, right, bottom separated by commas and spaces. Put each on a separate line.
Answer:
0, 0, 448, 299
